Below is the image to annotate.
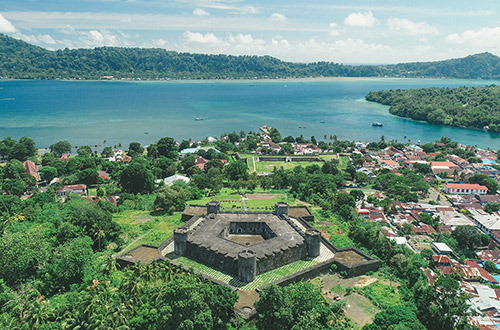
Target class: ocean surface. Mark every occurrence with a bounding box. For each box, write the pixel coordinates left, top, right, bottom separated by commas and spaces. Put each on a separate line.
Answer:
1, 78, 500, 149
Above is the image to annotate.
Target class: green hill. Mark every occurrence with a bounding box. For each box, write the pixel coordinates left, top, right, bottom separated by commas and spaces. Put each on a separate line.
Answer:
382, 52, 500, 79
1, 33, 500, 80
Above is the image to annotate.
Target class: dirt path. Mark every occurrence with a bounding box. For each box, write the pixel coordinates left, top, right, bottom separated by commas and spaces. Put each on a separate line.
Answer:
113, 227, 155, 258
241, 195, 248, 211
252, 156, 257, 172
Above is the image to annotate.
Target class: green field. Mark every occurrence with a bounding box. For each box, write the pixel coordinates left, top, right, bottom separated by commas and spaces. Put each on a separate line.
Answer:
114, 210, 183, 253
254, 160, 321, 173
311, 207, 355, 248
175, 256, 320, 290
362, 281, 401, 309
338, 156, 350, 169
318, 154, 338, 161
187, 188, 245, 210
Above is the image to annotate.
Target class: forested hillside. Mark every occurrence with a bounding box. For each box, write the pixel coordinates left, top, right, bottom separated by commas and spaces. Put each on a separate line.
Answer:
0, 34, 380, 80
1, 33, 500, 80
382, 52, 500, 79
366, 85, 500, 131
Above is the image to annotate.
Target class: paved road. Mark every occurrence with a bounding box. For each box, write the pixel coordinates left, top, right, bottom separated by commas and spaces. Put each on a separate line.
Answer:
429, 187, 452, 206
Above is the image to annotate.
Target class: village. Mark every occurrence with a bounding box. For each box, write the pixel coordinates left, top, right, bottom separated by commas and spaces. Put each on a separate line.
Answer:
3, 127, 500, 329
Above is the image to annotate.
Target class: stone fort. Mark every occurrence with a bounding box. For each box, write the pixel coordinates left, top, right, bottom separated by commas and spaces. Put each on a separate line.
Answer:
118, 201, 380, 285
173, 201, 321, 282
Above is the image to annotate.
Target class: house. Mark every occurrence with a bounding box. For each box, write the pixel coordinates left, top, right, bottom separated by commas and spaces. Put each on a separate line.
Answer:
432, 255, 452, 267
56, 184, 87, 197
438, 209, 474, 227
161, 174, 190, 186
97, 170, 110, 180
432, 242, 453, 255
470, 209, 500, 242
23, 160, 40, 181
443, 183, 488, 195
477, 195, 500, 206
431, 161, 460, 176
477, 250, 500, 264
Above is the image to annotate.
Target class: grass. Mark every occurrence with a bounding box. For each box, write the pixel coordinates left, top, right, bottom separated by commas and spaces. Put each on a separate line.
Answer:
254, 160, 320, 173
175, 257, 320, 290
187, 188, 244, 210
128, 212, 184, 249
245, 194, 300, 211
361, 281, 401, 309
311, 208, 355, 248
114, 210, 184, 253
338, 156, 350, 169
331, 283, 346, 294
318, 154, 338, 161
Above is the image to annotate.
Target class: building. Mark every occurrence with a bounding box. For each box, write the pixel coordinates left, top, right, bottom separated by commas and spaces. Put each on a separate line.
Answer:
161, 174, 190, 186
443, 183, 488, 195
56, 184, 87, 197
432, 242, 453, 255
23, 160, 40, 181
470, 209, 500, 242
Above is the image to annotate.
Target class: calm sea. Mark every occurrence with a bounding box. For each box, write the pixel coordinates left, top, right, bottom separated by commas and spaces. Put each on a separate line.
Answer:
1, 78, 500, 149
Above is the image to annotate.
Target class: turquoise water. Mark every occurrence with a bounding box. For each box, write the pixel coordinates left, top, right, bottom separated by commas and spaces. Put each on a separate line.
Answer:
1, 78, 500, 149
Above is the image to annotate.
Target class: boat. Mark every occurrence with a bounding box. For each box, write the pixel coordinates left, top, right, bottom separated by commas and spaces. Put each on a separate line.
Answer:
320, 121, 325, 123
372, 122, 383, 127
298, 126, 306, 128
195, 118, 203, 121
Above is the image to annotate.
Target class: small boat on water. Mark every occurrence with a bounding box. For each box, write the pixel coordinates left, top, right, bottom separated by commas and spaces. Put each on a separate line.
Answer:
298, 126, 306, 128
195, 118, 203, 121
372, 122, 383, 127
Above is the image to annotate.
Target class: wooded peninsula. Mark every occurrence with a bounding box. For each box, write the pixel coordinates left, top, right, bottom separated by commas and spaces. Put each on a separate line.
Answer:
365, 85, 500, 132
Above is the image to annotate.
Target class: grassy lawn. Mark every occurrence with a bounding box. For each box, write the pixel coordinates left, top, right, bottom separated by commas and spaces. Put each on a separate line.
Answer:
114, 210, 184, 253
175, 256, 320, 290
361, 281, 401, 309
318, 154, 338, 161
338, 156, 350, 169
187, 188, 244, 210
124, 212, 184, 251
254, 160, 321, 173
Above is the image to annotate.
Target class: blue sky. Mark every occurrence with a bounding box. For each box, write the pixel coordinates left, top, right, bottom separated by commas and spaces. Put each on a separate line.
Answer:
1, 0, 499, 64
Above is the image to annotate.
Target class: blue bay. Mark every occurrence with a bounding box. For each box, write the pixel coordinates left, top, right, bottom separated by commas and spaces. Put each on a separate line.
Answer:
1, 78, 500, 149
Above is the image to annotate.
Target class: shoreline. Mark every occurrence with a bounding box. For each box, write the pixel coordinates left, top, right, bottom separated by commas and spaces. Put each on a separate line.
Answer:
1, 76, 498, 84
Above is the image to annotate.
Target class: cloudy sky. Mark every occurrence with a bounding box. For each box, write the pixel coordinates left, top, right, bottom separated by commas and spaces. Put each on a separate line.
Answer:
1, 0, 500, 64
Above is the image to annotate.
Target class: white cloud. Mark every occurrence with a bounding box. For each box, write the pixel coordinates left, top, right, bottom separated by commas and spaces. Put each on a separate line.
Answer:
329, 22, 339, 36
344, 11, 379, 27
183, 31, 219, 43
152, 39, 169, 46
193, 8, 209, 16
387, 18, 439, 36
37, 34, 57, 44
270, 13, 287, 22
446, 27, 500, 48
0, 13, 16, 32
240, 6, 257, 15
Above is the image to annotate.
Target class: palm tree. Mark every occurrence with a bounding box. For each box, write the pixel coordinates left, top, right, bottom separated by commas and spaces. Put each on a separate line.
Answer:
96, 228, 105, 250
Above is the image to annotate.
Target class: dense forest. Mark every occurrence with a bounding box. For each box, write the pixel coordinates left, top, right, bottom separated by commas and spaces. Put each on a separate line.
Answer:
1, 33, 500, 80
365, 85, 500, 131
